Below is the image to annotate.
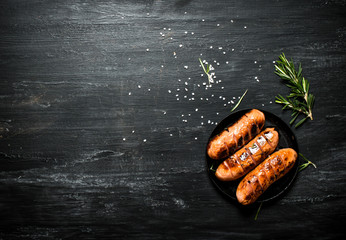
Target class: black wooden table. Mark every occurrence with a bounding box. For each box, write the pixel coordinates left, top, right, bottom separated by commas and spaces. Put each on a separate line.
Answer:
1, 0, 345, 239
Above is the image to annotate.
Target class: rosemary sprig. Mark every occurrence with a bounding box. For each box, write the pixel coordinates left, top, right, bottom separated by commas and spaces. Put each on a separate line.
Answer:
198, 58, 247, 112
275, 53, 315, 128
209, 164, 216, 172
298, 153, 317, 172
199, 58, 214, 84
231, 89, 248, 112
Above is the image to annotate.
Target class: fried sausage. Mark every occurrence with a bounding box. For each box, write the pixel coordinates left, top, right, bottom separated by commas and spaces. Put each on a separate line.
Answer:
236, 148, 298, 205
215, 128, 279, 181
207, 109, 265, 160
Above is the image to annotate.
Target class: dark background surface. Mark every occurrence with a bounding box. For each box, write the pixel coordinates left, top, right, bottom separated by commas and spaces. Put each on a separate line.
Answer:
1, 0, 346, 239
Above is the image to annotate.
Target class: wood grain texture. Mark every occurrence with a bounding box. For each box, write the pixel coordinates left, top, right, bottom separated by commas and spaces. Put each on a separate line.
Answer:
1, 0, 346, 239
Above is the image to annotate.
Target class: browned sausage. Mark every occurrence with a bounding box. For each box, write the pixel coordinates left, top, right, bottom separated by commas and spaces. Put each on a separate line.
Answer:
215, 128, 279, 181
236, 148, 298, 205
207, 109, 265, 160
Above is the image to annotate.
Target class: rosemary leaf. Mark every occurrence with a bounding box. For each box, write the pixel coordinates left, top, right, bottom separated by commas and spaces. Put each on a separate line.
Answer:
231, 89, 248, 112
295, 116, 308, 128
254, 202, 263, 221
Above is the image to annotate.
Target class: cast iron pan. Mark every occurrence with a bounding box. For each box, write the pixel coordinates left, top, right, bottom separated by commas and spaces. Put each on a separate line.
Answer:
206, 109, 299, 204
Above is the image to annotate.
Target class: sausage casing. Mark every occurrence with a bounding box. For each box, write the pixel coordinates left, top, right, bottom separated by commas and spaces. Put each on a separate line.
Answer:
207, 109, 265, 160
236, 148, 298, 205
215, 128, 279, 181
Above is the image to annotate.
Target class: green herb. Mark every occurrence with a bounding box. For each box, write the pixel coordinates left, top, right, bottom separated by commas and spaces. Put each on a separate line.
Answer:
274, 53, 315, 128
199, 58, 214, 84
298, 153, 317, 172
254, 202, 263, 220
231, 89, 248, 112
209, 164, 216, 172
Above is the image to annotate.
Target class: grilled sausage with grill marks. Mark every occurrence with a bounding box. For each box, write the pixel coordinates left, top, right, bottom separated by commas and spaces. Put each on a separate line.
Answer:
215, 128, 279, 181
236, 148, 298, 205
207, 109, 265, 160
